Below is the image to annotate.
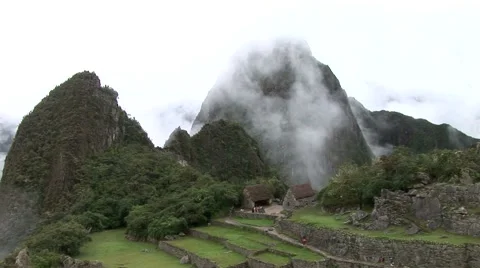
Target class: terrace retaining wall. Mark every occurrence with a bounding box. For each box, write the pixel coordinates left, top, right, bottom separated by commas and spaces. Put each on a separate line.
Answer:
190, 229, 259, 256
190, 229, 227, 244
247, 258, 292, 268
225, 241, 259, 257
158, 241, 249, 268
278, 219, 480, 268
234, 211, 278, 220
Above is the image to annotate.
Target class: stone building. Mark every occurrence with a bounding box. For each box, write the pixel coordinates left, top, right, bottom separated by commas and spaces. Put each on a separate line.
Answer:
242, 184, 273, 209
282, 183, 316, 210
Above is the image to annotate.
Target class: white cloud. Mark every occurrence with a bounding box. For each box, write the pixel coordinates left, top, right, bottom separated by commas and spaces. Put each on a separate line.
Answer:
0, 0, 479, 147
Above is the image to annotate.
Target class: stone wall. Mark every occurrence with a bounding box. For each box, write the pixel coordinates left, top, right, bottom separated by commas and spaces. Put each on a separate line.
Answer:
157, 241, 186, 258
61, 256, 104, 268
234, 211, 278, 220
190, 229, 226, 244
283, 189, 296, 210
191, 229, 260, 257
296, 196, 317, 208
278, 219, 480, 268
158, 241, 217, 267
283, 189, 317, 211
372, 183, 480, 236
225, 241, 258, 257
247, 258, 292, 268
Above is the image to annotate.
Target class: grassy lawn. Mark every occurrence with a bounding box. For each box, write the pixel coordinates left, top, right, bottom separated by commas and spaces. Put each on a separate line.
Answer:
274, 243, 324, 261
254, 252, 290, 265
193, 225, 323, 261
291, 208, 480, 245
78, 229, 188, 268
233, 217, 274, 227
194, 225, 271, 250
168, 237, 245, 267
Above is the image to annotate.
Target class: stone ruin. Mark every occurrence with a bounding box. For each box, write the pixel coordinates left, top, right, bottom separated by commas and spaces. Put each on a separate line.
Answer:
363, 172, 480, 236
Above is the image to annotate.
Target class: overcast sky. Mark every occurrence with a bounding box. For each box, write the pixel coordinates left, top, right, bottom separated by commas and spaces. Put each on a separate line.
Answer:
1, 0, 479, 148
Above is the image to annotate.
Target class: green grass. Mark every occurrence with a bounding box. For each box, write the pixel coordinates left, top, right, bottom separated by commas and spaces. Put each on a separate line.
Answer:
233, 217, 274, 227
78, 229, 188, 268
193, 225, 323, 261
254, 252, 290, 265
291, 208, 480, 245
168, 237, 246, 267
274, 243, 324, 261
195, 225, 270, 250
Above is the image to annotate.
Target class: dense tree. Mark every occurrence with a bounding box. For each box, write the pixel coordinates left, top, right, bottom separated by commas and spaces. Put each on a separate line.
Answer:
319, 146, 480, 209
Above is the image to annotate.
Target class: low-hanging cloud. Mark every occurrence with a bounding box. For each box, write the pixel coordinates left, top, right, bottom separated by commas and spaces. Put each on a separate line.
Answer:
192, 38, 350, 189
348, 97, 393, 157
0, 117, 16, 180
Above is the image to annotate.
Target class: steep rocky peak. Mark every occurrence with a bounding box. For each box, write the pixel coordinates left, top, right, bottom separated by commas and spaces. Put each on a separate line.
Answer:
70, 71, 101, 87
192, 39, 372, 188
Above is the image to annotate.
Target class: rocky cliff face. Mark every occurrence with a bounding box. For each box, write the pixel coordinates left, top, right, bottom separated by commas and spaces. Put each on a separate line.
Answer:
165, 120, 267, 183
0, 71, 152, 259
349, 97, 479, 156
192, 39, 372, 188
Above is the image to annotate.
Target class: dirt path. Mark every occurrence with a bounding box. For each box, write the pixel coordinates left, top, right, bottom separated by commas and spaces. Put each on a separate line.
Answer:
222, 218, 396, 268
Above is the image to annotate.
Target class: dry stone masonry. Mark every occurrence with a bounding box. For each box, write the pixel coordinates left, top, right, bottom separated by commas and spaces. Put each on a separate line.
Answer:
371, 182, 480, 236
278, 219, 480, 268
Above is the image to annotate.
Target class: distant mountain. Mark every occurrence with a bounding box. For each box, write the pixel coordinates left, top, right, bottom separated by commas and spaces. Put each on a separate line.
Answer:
348, 97, 479, 156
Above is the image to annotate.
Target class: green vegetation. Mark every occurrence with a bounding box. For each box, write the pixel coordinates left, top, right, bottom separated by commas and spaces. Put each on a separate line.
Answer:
195, 226, 268, 250
168, 237, 246, 267
319, 146, 480, 209
233, 217, 274, 227
291, 208, 480, 245
165, 120, 270, 184
22, 143, 244, 266
0, 72, 290, 266
275, 243, 323, 261
193, 225, 323, 260
78, 229, 187, 268
254, 252, 290, 265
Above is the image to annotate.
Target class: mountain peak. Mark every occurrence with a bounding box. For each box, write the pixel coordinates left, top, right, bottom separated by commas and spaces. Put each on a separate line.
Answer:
192, 39, 372, 188
0, 71, 151, 258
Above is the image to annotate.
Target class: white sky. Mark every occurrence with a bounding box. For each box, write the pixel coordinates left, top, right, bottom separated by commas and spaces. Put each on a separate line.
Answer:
1, 0, 479, 148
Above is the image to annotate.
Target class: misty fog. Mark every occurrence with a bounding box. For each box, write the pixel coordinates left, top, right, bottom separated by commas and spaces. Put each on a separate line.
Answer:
192, 39, 352, 189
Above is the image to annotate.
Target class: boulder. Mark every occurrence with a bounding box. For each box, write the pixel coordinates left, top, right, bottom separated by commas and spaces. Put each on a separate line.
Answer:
164, 235, 175, 241
405, 223, 420, 235
14, 248, 30, 268
350, 210, 369, 222
455, 206, 468, 215
62, 256, 103, 268
459, 169, 473, 184
368, 215, 389, 230
412, 196, 442, 221
180, 255, 189, 264
416, 172, 431, 185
